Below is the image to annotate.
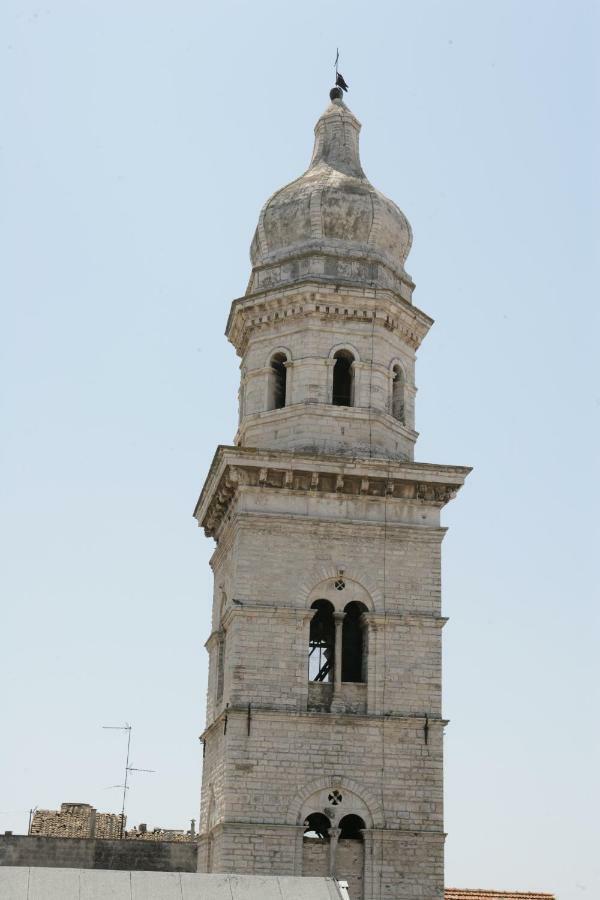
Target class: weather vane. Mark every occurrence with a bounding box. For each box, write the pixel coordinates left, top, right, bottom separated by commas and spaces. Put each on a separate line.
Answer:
332, 48, 349, 98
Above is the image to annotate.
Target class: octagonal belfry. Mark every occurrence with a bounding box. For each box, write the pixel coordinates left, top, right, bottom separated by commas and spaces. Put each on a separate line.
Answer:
194, 92, 470, 900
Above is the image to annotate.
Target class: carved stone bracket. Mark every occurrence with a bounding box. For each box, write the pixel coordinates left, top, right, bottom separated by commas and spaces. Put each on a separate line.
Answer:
198, 455, 469, 538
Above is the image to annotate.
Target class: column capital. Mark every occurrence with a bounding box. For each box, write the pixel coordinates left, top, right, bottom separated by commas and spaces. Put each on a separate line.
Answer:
359, 612, 371, 631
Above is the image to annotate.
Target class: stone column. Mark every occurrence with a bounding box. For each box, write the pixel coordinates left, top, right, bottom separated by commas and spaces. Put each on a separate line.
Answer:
360, 829, 373, 899
283, 359, 293, 406
294, 824, 306, 875
361, 613, 380, 715
328, 827, 341, 877
359, 612, 370, 686
325, 357, 337, 403
331, 611, 346, 714
333, 611, 345, 688
350, 360, 368, 407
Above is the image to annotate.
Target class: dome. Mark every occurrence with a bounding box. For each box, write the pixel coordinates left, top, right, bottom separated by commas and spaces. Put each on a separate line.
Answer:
248, 97, 413, 297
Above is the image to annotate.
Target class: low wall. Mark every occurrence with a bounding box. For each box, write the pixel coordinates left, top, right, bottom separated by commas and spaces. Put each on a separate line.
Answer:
0, 835, 197, 872
0, 868, 346, 900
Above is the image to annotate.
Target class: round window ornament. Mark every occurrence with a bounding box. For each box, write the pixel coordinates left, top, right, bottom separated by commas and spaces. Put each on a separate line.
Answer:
334, 578, 346, 591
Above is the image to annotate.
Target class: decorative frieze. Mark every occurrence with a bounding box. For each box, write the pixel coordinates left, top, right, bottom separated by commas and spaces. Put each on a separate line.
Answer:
226, 283, 432, 357
195, 447, 470, 538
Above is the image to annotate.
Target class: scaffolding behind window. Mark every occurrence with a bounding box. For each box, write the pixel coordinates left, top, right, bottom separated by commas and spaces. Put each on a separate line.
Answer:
308, 599, 335, 682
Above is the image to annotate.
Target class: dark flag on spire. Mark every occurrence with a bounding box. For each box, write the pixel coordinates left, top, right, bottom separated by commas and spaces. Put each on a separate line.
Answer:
335, 71, 349, 92
334, 49, 349, 93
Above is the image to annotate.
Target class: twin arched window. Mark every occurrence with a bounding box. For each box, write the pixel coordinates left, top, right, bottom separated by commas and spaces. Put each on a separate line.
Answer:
265, 347, 358, 411
303, 812, 365, 842
308, 599, 367, 684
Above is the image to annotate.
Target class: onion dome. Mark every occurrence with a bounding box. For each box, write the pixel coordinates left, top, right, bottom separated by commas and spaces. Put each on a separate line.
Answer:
247, 96, 413, 297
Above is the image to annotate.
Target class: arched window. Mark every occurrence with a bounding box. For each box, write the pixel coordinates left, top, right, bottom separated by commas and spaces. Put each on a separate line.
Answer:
303, 812, 331, 841
332, 350, 354, 407
339, 814, 365, 840
302, 812, 331, 878
268, 352, 287, 410
342, 601, 367, 683
392, 365, 405, 422
308, 600, 335, 683
337, 814, 366, 897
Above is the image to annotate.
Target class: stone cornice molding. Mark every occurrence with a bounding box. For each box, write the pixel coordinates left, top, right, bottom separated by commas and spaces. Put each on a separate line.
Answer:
363, 612, 448, 628
232, 514, 449, 545
194, 445, 471, 538
205, 604, 446, 629
226, 280, 432, 357
201, 704, 449, 742
235, 402, 419, 444
245, 251, 416, 310
201, 820, 445, 837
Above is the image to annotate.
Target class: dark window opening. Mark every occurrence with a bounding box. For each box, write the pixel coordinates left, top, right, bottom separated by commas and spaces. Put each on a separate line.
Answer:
269, 352, 287, 410
339, 814, 365, 840
342, 601, 367, 683
392, 365, 405, 422
332, 351, 354, 406
303, 812, 331, 841
309, 599, 335, 682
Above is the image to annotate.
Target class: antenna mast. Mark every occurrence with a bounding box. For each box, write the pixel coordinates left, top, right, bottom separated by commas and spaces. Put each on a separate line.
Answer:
102, 723, 155, 839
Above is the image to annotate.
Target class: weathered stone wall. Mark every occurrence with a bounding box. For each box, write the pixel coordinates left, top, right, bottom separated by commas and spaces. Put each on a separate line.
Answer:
335, 838, 364, 899
205, 512, 445, 718
234, 287, 421, 461
196, 493, 453, 898
195, 95, 470, 899
0, 835, 197, 872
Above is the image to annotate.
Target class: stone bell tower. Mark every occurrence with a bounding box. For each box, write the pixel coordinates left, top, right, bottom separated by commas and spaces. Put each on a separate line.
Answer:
194, 88, 470, 900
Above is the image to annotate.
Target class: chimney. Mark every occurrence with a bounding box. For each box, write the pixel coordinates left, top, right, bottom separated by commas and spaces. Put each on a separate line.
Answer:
190, 818, 196, 837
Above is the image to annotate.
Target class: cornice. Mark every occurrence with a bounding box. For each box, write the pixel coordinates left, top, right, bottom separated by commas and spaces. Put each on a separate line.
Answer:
200, 703, 449, 742
235, 401, 419, 445
225, 279, 433, 357
193, 445, 471, 538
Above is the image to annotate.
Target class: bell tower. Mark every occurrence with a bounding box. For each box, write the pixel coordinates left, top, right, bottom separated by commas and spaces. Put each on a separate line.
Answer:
194, 90, 470, 900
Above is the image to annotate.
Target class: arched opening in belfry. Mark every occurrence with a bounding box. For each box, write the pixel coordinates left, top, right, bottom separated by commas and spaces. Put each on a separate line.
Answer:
308, 599, 335, 682
302, 812, 331, 878
303, 812, 331, 841
392, 364, 405, 422
332, 350, 355, 406
268, 352, 287, 410
337, 815, 366, 899
342, 601, 368, 683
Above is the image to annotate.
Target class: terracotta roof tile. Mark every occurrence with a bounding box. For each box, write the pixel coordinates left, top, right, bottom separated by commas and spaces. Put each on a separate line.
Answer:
445, 891, 555, 900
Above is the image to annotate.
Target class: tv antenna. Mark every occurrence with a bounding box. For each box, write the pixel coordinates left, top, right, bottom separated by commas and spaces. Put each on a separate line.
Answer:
102, 723, 155, 838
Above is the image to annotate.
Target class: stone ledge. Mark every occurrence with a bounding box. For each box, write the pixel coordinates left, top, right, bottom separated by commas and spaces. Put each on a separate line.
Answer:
200, 704, 448, 741
194, 446, 471, 538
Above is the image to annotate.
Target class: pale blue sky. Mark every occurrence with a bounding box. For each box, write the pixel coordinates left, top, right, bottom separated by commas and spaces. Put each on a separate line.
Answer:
1, 2, 598, 898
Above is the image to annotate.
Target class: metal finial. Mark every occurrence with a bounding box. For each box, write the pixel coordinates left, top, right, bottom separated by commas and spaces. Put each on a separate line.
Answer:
332, 48, 349, 97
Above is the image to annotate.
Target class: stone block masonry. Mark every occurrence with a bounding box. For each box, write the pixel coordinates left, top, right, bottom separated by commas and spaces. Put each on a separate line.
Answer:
193, 91, 471, 899
0, 834, 197, 872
